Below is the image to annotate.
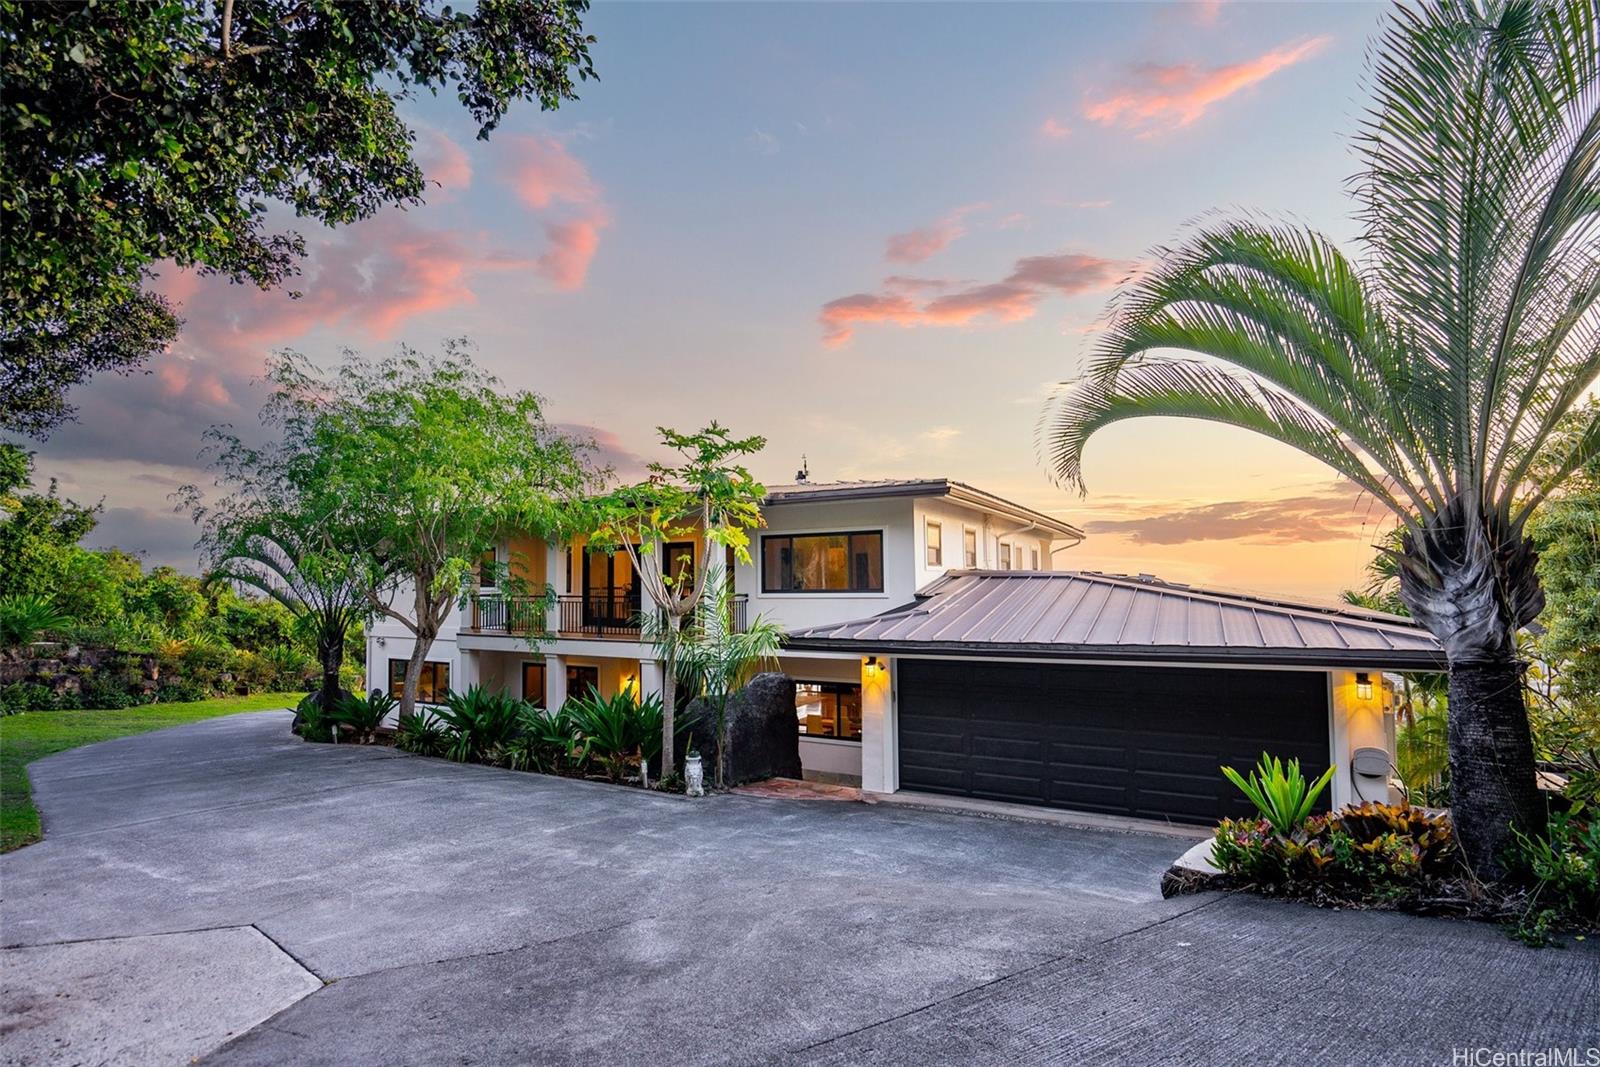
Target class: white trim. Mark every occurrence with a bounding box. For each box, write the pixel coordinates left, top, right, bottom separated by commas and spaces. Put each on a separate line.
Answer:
807, 650, 1336, 673
798, 735, 862, 748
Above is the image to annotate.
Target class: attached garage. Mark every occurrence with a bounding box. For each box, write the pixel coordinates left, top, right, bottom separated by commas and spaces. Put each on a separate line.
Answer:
786, 570, 1445, 822
896, 659, 1329, 825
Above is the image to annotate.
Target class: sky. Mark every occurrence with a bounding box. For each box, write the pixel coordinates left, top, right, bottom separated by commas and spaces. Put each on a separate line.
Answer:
26, 0, 1408, 605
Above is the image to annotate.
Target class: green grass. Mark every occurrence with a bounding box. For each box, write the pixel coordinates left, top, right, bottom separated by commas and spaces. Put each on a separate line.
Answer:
0, 692, 299, 853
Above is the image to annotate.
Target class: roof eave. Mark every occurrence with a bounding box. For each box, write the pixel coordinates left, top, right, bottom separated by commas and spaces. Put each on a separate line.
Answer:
780, 635, 1446, 672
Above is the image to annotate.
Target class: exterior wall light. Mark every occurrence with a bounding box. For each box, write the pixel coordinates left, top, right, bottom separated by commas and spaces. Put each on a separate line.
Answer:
1355, 672, 1373, 700
864, 656, 881, 674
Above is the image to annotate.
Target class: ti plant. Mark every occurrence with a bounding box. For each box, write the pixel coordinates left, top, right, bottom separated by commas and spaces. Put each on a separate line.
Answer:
1222, 752, 1336, 836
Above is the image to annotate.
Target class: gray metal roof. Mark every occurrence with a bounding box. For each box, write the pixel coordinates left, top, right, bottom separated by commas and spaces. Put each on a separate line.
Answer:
763, 479, 1084, 539
785, 570, 1444, 669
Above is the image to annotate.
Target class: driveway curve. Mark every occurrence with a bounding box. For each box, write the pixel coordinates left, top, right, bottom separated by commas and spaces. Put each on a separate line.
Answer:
1, 710, 1593, 1065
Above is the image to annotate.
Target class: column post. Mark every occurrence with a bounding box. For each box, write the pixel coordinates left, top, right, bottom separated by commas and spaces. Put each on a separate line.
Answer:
859, 654, 897, 794
545, 653, 568, 711
1327, 668, 1395, 808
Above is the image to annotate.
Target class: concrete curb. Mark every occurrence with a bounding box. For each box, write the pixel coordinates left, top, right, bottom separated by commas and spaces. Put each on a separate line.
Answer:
863, 790, 1213, 841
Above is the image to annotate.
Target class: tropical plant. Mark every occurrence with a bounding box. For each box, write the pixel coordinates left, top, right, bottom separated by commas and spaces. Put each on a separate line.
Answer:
1510, 803, 1599, 943
509, 703, 586, 773
334, 689, 397, 744
587, 424, 767, 777
1397, 690, 1453, 806
0, 594, 70, 646
435, 686, 526, 763
1221, 752, 1336, 836
295, 693, 336, 744
394, 711, 448, 758
666, 577, 784, 787
1043, 0, 1600, 879
565, 689, 665, 781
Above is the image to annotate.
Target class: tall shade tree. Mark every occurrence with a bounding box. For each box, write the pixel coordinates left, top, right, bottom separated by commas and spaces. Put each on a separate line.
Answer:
1042, 0, 1600, 879
588, 425, 767, 778
273, 344, 599, 722
0, 0, 595, 435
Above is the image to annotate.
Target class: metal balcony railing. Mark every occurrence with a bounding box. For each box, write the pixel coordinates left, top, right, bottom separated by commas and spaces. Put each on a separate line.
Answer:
470, 593, 747, 639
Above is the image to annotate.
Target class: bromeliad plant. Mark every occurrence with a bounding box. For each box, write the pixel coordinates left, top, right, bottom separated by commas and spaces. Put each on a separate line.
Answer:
1221, 752, 1335, 836
507, 702, 587, 773
565, 689, 665, 781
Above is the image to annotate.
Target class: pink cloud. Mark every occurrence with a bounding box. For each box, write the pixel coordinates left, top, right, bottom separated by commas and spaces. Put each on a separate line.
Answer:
144, 212, 539, 409
1039, 117, 1071, 140
497, 134, 610, 289
820, 250, 1122, 347
884, 204, 984, 264
1192, 0, 1225, 25
417, 129, 473, 198
537, 218, 604, 291
1084, 36, 1330, 135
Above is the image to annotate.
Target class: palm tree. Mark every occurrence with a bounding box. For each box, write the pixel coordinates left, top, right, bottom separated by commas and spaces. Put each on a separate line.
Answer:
207, 526, 369, 715
1042, 0, 1598, 879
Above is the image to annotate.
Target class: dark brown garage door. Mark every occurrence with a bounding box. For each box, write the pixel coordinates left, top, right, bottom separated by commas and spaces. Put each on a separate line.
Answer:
897, 660, 1330, 825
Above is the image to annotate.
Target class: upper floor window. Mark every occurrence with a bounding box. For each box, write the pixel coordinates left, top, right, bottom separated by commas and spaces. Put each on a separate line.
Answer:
998, 542, 1011, 569
1030, 547, 1040, 570
925, 520, 943, 567
963, 527, 978, 568
478, 547, 498, 588
762, 532, 884, 593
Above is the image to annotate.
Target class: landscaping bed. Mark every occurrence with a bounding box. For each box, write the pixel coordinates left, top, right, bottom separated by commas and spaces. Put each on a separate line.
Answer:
1171, 755, 1599, 946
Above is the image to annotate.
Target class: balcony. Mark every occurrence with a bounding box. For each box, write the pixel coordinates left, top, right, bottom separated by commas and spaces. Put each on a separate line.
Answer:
468, 593, 748, 640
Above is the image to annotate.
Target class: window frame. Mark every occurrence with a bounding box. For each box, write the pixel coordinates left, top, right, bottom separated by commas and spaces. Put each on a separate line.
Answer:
962, 527, 978, 568
478, 545, 498, 589
760, 530, 886, 594
925, 519, 943, 567
1030, 546, 1040, 570
998, 542, 1011, 569
389, 658, 451, 704
793, 680, 863, 743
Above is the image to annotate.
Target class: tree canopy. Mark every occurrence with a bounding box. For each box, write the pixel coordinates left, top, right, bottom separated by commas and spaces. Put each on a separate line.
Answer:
0, 0, 596, 434
262, 342, 602, 719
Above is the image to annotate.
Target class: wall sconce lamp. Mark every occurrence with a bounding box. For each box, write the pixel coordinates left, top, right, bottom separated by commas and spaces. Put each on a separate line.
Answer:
1355, 672, 1373, 700
864, 656, 881, 675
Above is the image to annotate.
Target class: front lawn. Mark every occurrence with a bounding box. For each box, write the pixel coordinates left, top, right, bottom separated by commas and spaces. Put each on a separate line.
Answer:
0, 692, 299, 852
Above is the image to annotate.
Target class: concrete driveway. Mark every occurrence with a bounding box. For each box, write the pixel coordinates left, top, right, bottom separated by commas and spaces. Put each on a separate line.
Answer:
1, 711, 1594, 1066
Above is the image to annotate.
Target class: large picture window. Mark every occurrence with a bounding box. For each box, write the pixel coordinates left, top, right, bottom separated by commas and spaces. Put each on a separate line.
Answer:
795, 682, 862, 741
762, 532, 883, 593
389, 659, 450, 703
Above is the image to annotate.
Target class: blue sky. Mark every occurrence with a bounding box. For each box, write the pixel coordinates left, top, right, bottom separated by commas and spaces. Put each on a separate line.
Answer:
33, 0, 1406, 601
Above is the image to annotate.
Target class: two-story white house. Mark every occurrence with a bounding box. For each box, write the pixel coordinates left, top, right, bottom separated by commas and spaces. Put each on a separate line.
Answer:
366, 476, 1443, 826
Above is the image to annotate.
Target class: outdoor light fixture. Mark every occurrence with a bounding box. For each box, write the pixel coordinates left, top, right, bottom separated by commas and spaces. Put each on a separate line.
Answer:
864, 656, 880, 673
1355, 672, 1373, 700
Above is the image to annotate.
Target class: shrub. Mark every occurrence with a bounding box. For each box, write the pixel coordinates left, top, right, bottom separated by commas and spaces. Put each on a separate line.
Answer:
0, 681, 57, 713
0, 594, 71, 647
1211, 802, 1459, 905
435, 686, 525, 764
295, 693, 336, 743
394, 710, 447, 756
1510, 805, 1599, 945
1221, 752, 1335, 835
565, 690, 665, 781
335, 690, 397, 744
508, 703, 585, 773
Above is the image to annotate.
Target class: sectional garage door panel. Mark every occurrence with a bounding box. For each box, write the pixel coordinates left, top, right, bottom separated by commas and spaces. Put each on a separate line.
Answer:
896, 660, 1330, 825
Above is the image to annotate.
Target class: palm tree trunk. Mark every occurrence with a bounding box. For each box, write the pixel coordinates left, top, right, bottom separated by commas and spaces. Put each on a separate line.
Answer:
1446, 657, 1543, 880
1400, 500, 1547, 881
317, 626, 343, 714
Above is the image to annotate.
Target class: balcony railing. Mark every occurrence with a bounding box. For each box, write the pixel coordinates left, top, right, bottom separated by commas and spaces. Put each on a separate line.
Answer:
469, 593, 747, 640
